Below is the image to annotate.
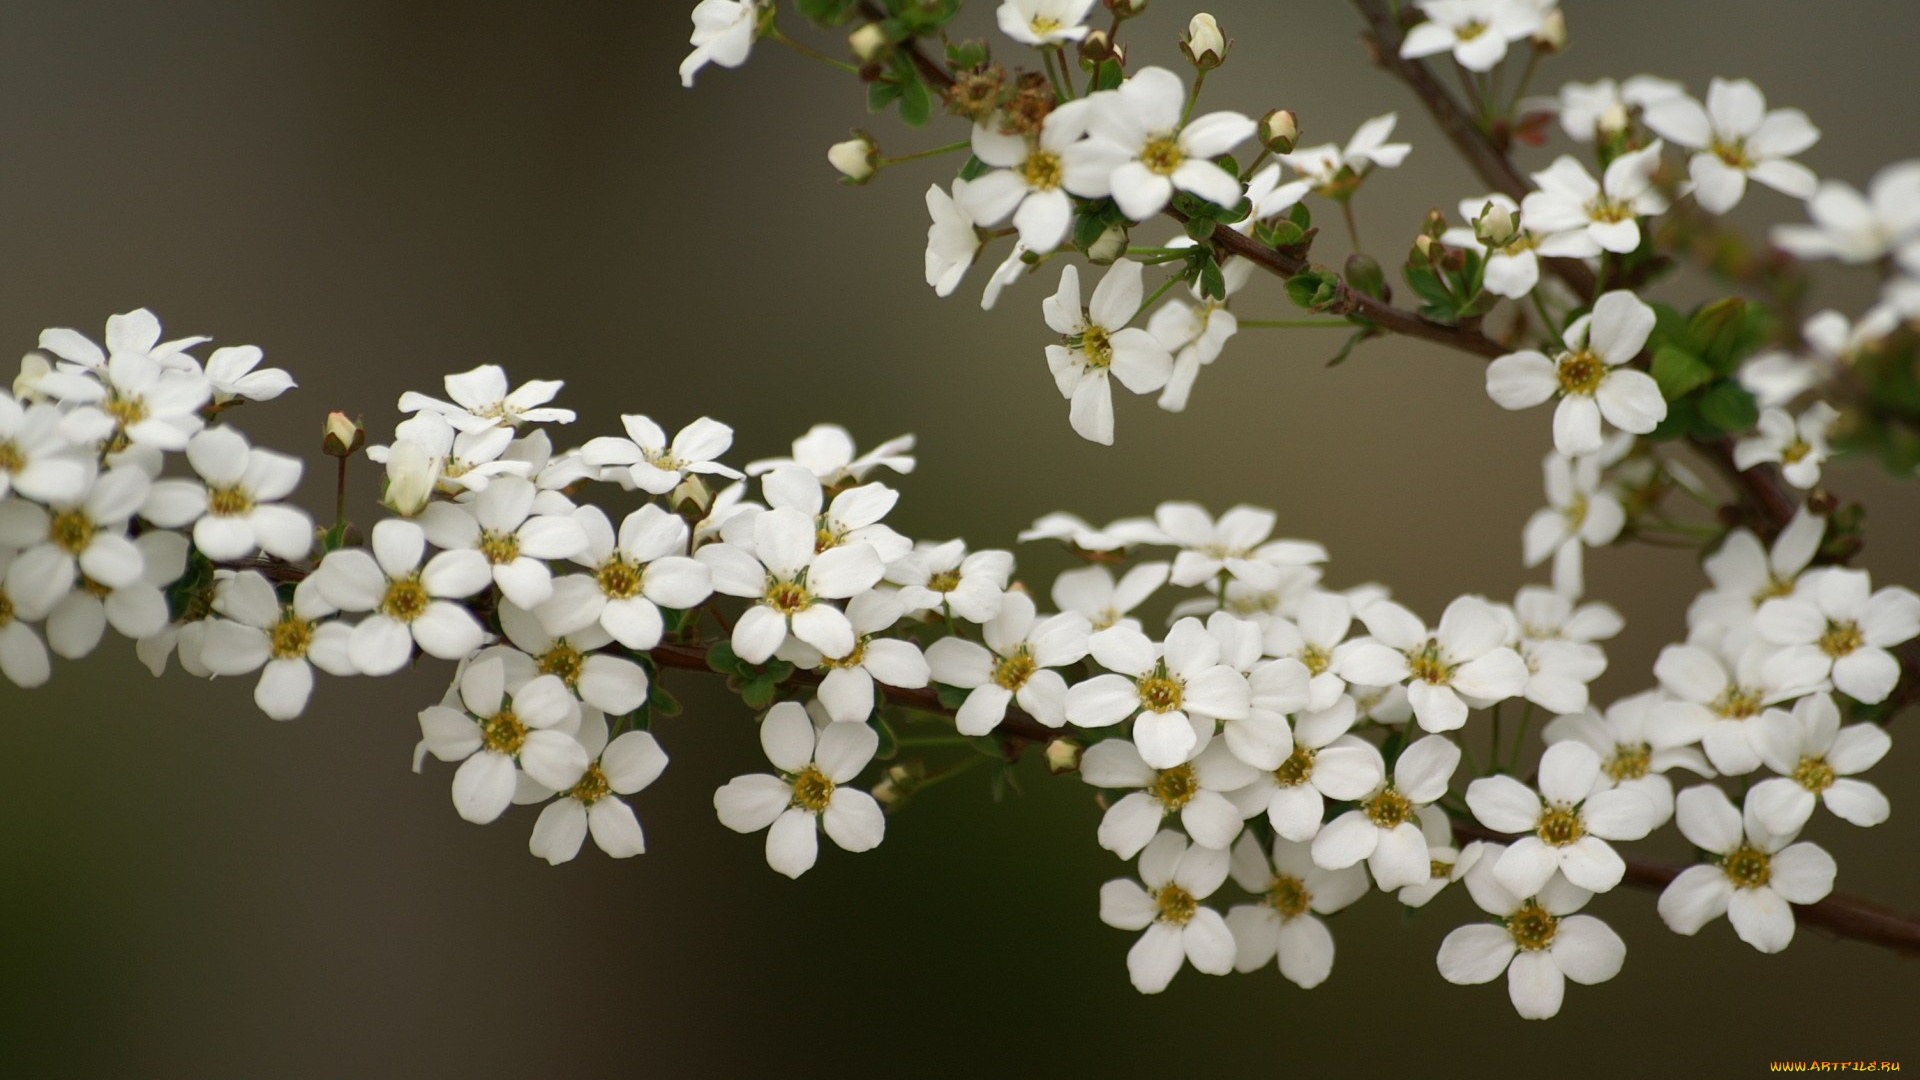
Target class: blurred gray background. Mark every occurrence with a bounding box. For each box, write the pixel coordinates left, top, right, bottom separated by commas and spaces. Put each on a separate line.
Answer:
2, 1, 1916, 1076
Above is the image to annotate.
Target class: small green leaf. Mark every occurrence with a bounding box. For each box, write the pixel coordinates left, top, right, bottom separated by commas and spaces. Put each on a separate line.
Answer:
1652, 345, 1715, 401
1092, 59, 1124, 91
897, 74, 933, 127
1687, 297, 1750, 371
867, 79, 903, 112
706, 640, 744, 675
739, 676, 777, 711
1344, 253, 1386, 301
935, 683, 971, 710
1183, 213, 1217, 241
797, 0, 859, 22
1698, 380, 1759, 434
648, 680, 682, 718
944, 39, 986, 69
957, 153, 988, 181
869, 713, 898, 760
1324, 326, 1370, 368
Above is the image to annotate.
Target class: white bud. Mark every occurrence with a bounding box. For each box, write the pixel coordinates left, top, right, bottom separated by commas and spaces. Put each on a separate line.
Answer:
1474, 201, 1519, 247
13, 353, 51, 402
382, 440, 440, 517
1598, 101, 1631, 136
1084, 223, 1129, 265
828, 136, 876, 183
849, 23, 888, 63
1534, 10, 1566, 51
1184, 13, 1225, 67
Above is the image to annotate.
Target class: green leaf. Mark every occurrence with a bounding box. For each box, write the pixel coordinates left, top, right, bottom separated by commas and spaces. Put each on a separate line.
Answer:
1072, 208, 1110, 252
957, 153, 988, 181
1286, 268, 1340, 312
869, 713, 898, 760
1647, 301, 1690, 350
647, 680, 682, 718
706, 640, 744, 676
867, 79, 903, 113
1092, 59, 1124, 91
1687, 297, 1750, 371
935, 683, 971, 710
1183, 213, 1217, 241
1198, 256, 1226, 301
1651, 345, 1715, 401
945, 39, 986, 70
797, 0, 859, 22
739, 676, 777, 711
897, 74, 933, 127
1344, 253, 1386, 301
1698, 380, 1759, 434
1264, 219, 1304, 246
1288, 202, 1312, 231
1324, 327, 1370, 368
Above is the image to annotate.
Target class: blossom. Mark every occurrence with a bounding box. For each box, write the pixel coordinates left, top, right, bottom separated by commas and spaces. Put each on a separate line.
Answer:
1042, 261, 1174, 444
0, 393, 90, 504
529, 713, 668, 864
1523, 452, 1625, 598
139, 426, 314, 561
1437, 849, 1623, 1019
1311, 734, 1460, 890
1227, 696, 1384, 841
1540, 691, 1711, 823
1734, 402, 1838, 490
43, 531, 184, 659
1081, 739, 1250, 857
926, 590, 1087, 734
0, 549, 52, 687
1748, 693, 1891, 834
417, 654, 586, 824
1657, 785, 1836, 953
1050, 562, 1169, 633
369, 412, 529, 496
1277, 114, 1411, 191
995, 0, 1096, 47
1441, 194, 1541, 298
1555, 76, 1686, 141
203, 345, 295, 403
678, 0, 757, 87
1642, 78, 1819, 213
412, 477, 585, 609
1740, 307, 1896, 408
1487, 291, 1665, 456
888, 539, 1012, 623
1652, 641, 1829, 775
1065, 617, 1252, 768
36, 309, 207, 375
398, 364, 573, 433
958, 101, 1115, 253
1336, 596, 1529, 733
1085, 67, 1255, 221
539, 503, 710, 650
712, 703, 885, 878
761, 465, 910, 563
201, 571, 355, 719
744, 424, 914, 484
36, 346, 210, 453
1399, 0, 1543, 72
496, 600, 651, 718
1755, 567, 1920, 704
1097, 830, 1235, 994
1399, 807, 1486, 908
924, 183, 981, 298
1771, 160, 1920, 264
0, 465, 149, 616
1685, 505, 1824, 645
313, 517, 492, 675
1155, 501, 1326, 592
1467, 741, 1661, 895
980, 239, 1034, 311
778, 590, 929, 724
1019, 511, 1167, 552
1522, 144, 1668, 257
1146, 256, 1253, 412
580, 415, 742, 495
1224, 832, 1368, 989
698, 507, 883, 663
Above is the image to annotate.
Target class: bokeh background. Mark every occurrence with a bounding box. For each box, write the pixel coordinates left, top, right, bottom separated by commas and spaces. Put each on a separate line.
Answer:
2, 1, 1917, 1076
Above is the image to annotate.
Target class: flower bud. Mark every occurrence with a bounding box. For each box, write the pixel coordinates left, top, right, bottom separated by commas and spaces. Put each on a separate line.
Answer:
1414, 234, 1437, 259
848, 22, 888, 63
12, 352, 50, 402
1533, 10, 1566, 52
1259, 109, 1298, 154
1077, 29, 1115, 65
1181, 13, 1226, 69
1422, 208, 1449, 240
322, 411, 366, 458
382, 440, 440, 518
828, 133, 877, 184
670, 473, 713, 520
1598, 102, 1631, 137
1045, 739, 1083, 775
1473, 200, 1519, 247
1104, 0, 1146, 18
1084, 222, 1129, 265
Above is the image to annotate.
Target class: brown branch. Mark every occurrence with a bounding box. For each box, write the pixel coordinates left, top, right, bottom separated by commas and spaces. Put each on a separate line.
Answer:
1452, 821, 1920, 955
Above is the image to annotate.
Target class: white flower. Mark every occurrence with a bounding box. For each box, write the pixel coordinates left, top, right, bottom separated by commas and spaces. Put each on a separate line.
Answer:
995, 0, 1096, 46
1658, 785, 1836, 953
1043, 261, 1174, 445
1771, 160, 1920, 264
0, 549, 53, 687
1523, 452, 1625, 598
1685, 505, 1824, 644
529, 713, 668, 864
37, 347, 210, 453
1734, 402, 1838, 490
761, 465, 910, 564
0, 393, 90, 504
314, 518, 492, 675
1756, 567, 1920, 704
1740, 307, 1898, 408
1399, 0, 1542, 72
1019, 511, 1167, 552
888, 539, 1012, 623
1277, 114, 1412, 190
1310, 733, 1460, 890
1155, 501, 1326, 592
1224, 832, 1368, 989
0, 466, 149, 616
416, 476, 588, 609
679, 0, 757, 87
43, 531, 184, 659
139, 426, 314, 561
959, 102, 1117, 253
36, 309, 207, 376
1081, 738, 1250, 857
1146, 257, 1252, 412
540, 503, 711, 650
1335, 597, 1529, 733
398, 365, 573, 434
1555, 76, 1686, 141
1399, 807, 1486, 908
201, 571, 355, 719
370, 412, 530, 496
1441, 194, 1541, 298
980, 239, 1034, 311
1438, 849, 1623, 1019
1642, 78, 1819, 214
496, 600, 651, 718
926, 590, 1087, 734
416, 655, 587, 824
713, 704, 885, 878
1065, 617, 1252, 768
1541, 691, 1711, 823
1487, 291, 1666, 456
1467, 741, 1661, 895
580, 414, 742, 495
699, 507, 883, 663
203, 345, 295, 403
925, 183, 982, 298
1051, 562, 1169, 633
1227, 696, 1384, 841
1652, 641, 1829, 775
778, 590, 929, 724
1097, 830, 1235, 994
745, 424, 915, 484
1522, 144, 1669, 257
1085, 67, 1255, 220
1748, 693, 1891, 834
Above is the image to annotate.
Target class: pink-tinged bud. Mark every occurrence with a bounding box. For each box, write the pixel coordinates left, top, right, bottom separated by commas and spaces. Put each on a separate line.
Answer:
323, 411, 366, 457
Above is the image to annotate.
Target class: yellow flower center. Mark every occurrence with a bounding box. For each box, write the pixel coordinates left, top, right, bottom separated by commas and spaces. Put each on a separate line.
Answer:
1300, 644, 1331, 676
478, 530, 521, 565
1077, 325, 1114, 370
539, 642, 583, 688
380, 576, 431, 622
208, 486, 253, 517
105, 393, 148, 429
1136, 673, 1184, 714
1604, 742, 1651, 782
1154, 883, 1198, 925
1586, 196, 1634, 224
790, 765, 835, 813
1272, 745, 1316, 788
1792, 756, 1836, 794
1149, 764, 1198, 810
1021, 149, 1064, 191
1710, 137, 1751, 169
1722, 844, 1772, 889
1536, 806, 1586, 847
569, 763, 612, 805
824, 638, 870, 671
1555, 349, 1606, 396
764, 579, 812, 615
480, 707, 528, 756
992, 649, 1037, 691
1141, 135, 1185, 177
50, 509, 95, 554
0, 587, 13, 627
1506, 899, 1559, 951
1780, 438, 1812, 465
1365, 786, 1414, 829
1406, 641, 1451, 685
1267, 874, 1311, 920
1455, 20, 1489, 41
269, 614, 313, 660
0, 440, 23, 473
927, 570, 962, 593
595, 558, 642, 600
1713, 687, 1763, 720
1818, 621, 1863, 658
